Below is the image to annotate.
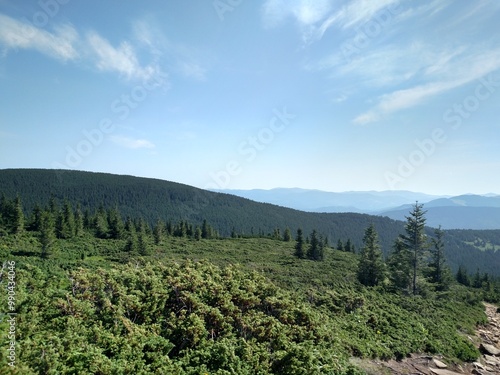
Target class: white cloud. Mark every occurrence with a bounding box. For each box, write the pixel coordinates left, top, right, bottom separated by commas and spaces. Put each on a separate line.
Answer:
262, 0, 403, 44
261, 0, 333, 28
86, 31, 158, 81
353, 48, 500, 124
0, 13, 164, 82
329, 0, 401, 30
0, 14, 78, 61
110, 135, 155, 149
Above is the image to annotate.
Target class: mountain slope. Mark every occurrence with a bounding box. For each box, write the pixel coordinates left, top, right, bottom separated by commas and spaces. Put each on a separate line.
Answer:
1, 168, 500, 275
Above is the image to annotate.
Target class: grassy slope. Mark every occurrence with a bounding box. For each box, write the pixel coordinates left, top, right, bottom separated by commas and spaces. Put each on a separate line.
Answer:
0, 233, 488, 374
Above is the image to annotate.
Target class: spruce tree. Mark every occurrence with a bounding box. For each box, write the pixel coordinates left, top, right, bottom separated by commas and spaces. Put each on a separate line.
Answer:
401, 202, 428, 295
125, 218, 138, 253
345, 238, 352, 253
29, 204, 43, 232
153, 219, 165, 245
456, 265, 470, 286
194, 226, 202, 241
40, 211, 56, 259
108, 207, 124, 240
74, 204, 84, 237
307, 230, 323, 261
283, 227, 292, 242
12, 195, 24, 234
294, 228, 305, 259
387, 237, 412, 293
357, 224, 385, 287
201, 219, 210, 239
427, 226, 451, 291
336, 239, 344, 252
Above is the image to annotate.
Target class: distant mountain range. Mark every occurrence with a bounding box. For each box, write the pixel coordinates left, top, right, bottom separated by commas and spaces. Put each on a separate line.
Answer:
381, 195, 500, 230
215, 189, 500, 230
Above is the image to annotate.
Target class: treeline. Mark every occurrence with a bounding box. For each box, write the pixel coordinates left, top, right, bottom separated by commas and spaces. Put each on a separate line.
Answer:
456, 266, 499, 302
1, 195, 342, 259
1, 169, 500, 276
293, 202, 500, 299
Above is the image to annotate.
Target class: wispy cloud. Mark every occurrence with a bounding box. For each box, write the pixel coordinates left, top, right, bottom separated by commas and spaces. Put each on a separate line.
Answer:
262, 0, 403, 44
0, 13, 163, 81
0, 14, 78, 61
110, 135, 155, 149
353, 48, 500, 124
261, 0, 333, 29
86, 31, 158, 81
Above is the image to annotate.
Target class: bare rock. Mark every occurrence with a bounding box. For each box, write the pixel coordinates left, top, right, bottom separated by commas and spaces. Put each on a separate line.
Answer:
484, 354, 500, 366
473, 362, 486, 370
429, 368, 464, 375
481, 343, 500, 356
433, 358, 448, 368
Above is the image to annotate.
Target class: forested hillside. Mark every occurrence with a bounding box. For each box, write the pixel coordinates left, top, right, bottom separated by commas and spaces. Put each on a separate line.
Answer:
1, 197, 498, 373
1, 169, 499, 276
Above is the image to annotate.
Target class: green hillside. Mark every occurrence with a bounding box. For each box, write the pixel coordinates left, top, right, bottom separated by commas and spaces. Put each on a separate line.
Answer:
0, 169, 499, 276
1, 170, 499, 373
0, 231, 493, 374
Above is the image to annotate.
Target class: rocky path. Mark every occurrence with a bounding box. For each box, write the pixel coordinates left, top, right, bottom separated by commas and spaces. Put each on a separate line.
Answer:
353, 303, 500, 374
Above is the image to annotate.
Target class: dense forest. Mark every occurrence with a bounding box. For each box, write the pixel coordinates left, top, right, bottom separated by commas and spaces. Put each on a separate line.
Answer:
0, 169, 500, 373
1, 169, 499, 276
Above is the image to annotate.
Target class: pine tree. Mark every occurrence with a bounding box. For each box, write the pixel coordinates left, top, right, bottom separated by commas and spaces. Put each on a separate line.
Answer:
74, 204, 84, 237
472, 269, 482, 288
201, 219, 210, 239
94, 205, 109, 239
29, 204, 43, 231
0, 194, 8, 230
283, 227, 292, 242
336, 239, 344, 252
12, 195, 24, 234
194, 226, 202, 241
56, 200, 75, 239
273, 228, 281, 240
153, 220, 165, 245
108, 207, 124, 239
135, 218, 150, 256
40, 211, 56, 259
307, 230, 323, 261
456, 265, 470, 286
357, 224, 386, 287
125, 217, 138, 253
294, 228, 305, 259
387, 237, 412, 293
345, 238, 352, 253
400, 202, 428, 295
427, 226, 451, 291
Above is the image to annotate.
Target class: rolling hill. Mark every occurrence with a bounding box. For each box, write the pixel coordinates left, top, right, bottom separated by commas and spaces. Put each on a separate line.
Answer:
1, 168, 499, 275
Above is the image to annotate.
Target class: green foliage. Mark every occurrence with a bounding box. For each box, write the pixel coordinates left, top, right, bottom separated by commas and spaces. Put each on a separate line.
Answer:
400, 202, 428, 295
1, 170, 499, 373
294, 228, 305, 259
3, 260, 361, 374
427, 226, 452, 291
357, 224, 386, 287
2, 169, 500, 276
306, 230, 324, 261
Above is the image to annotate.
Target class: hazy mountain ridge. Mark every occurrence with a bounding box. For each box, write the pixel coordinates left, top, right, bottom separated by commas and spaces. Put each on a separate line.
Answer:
217, 189, 500, 229
214, 188, 446, 213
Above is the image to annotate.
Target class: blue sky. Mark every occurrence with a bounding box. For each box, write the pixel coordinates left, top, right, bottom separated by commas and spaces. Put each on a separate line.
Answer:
1, 0, 499, 195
